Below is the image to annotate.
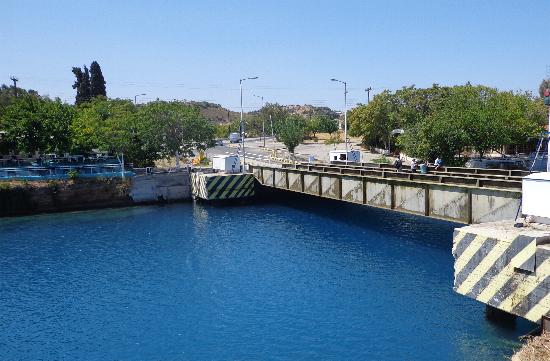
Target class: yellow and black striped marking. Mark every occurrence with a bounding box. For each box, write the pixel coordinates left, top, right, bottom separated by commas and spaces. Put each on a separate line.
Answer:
452, 228, 550, 323
191, 173, 255, 200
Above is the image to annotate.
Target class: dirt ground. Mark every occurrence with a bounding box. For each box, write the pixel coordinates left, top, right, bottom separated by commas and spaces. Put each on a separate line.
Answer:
511, 332, 550, 361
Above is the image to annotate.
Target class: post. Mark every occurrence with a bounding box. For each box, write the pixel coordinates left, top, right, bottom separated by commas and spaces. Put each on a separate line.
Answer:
121, 152, 125, 179
344, 81, 348, 163
240, 79, 245, 172
547, 106, 550, 172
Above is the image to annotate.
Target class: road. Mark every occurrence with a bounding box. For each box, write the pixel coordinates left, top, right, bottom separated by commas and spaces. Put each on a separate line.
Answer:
206, 136, 392, 166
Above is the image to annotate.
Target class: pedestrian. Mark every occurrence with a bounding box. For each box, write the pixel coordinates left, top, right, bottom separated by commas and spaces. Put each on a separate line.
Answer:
394, 156, 403, 171
420, 160, 429, 174
434, 157, 443, 171
411, 158, 417, 173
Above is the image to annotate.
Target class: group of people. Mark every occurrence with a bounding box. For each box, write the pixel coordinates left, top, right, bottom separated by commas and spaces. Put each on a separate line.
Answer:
393, 156, 442, 173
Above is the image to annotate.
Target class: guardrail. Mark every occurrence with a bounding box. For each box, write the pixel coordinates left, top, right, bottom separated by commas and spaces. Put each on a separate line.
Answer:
283, 163, 522, 189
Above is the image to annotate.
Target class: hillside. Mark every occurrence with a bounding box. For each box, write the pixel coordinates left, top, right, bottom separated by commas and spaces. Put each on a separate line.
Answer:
187, 101, 340, 124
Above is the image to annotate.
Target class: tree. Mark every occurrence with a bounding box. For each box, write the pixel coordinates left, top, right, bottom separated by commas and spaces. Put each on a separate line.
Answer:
0, 95, 74, 154
277, 115, 306, 154
137, 101, 215, 161
72, 66, 92, 105
71, 97, 151, 164
90, 61, 107, 97
539, 79, 550, 98
316, 115, 339, 134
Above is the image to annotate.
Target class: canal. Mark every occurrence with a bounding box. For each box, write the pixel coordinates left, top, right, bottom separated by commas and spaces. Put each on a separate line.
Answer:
0, 199, 535, 360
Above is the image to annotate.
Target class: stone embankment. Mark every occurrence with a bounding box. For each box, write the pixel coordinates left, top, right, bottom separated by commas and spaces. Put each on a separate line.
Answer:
0, 170, 191, 216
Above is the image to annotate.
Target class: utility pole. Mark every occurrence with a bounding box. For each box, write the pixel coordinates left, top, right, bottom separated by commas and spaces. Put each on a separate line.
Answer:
239, 76, 258, 172
331, 78, 348, 162
365, 87, 372, 104
253, 94, 266, 147
10, 76, 18, 98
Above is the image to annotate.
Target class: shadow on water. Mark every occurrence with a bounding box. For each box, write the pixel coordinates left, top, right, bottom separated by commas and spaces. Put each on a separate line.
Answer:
253, 186, 461, 251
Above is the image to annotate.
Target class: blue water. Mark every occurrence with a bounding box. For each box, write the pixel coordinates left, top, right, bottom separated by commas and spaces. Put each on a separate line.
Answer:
0, 200, 534, 360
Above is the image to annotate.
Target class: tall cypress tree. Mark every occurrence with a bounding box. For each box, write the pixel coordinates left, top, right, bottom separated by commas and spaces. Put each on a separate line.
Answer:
72, 67, 84, 105
81, 66, 92, 103
90, 61, 106, 97
72, 66, 92, 105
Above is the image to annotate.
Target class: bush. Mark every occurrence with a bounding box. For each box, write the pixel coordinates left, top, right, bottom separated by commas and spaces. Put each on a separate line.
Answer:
68, 169, 79, 180
0, 182, 11, 191
324, 133, 342, 145
372, 155, 390, 164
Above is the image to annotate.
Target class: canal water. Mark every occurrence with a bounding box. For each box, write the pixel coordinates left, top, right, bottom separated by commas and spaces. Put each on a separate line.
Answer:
0, 199, 534, 360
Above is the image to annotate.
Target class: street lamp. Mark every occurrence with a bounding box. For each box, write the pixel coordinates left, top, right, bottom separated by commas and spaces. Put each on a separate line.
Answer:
240, 76, 258, 172
134, 93, 146, 105
331, 78, 348, 161
365, 87, 372, 104
253, 94, 267, 148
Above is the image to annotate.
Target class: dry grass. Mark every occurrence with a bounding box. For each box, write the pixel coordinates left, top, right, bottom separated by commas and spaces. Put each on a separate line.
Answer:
512, 332, 550, 361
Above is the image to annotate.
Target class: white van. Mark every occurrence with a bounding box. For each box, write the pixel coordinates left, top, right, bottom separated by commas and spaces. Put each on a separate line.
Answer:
229, 132, 241, 143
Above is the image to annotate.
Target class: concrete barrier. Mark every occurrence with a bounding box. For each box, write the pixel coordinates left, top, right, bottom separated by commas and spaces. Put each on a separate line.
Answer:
453, 221, 550, 324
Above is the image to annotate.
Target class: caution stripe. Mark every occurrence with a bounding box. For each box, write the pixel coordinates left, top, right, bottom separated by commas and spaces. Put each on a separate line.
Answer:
453, 229, 550, 323
454, 235, 487, 275
473, 243, 536, 303
456, 235, 533, 297
201, 174, 255, 200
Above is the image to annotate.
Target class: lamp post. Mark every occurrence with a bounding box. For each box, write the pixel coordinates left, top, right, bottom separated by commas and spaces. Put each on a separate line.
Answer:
240, 77, 258, 172
134, 93, 146, 105
253, 94, 266, 147
331, 78, 348, 161
365, 87, 372, 104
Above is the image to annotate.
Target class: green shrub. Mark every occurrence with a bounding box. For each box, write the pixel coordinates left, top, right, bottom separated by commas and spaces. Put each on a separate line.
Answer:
324, 134, 342, 145
372, 155, 390, 164
0, 182, 11, 191
68, 169, 79, 180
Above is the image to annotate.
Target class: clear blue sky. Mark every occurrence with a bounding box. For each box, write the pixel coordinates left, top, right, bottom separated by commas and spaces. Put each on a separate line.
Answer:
2, 0, 549, 111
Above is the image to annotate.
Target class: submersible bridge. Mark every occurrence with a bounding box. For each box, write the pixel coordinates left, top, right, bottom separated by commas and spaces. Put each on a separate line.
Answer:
192, 161, 550, 328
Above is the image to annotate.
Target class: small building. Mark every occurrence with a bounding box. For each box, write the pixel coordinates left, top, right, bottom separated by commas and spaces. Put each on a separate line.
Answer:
212, 155, 240, 173
523, 172, 550, 224
329, 150, 361, 163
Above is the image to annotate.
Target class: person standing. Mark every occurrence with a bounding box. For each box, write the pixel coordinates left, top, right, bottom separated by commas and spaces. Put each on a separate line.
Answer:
420, 160, 429, 174
411, 158, 418, 172
394, 156, 403, 171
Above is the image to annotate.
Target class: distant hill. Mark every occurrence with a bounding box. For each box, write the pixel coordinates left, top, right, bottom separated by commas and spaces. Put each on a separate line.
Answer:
283, 104, 340, 119
187, 101, 239, 124
187, 101, 340, 124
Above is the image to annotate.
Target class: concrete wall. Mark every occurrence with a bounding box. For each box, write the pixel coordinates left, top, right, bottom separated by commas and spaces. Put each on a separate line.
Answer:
130, 171, 190, 203
250, 165, 521, 224
394, 184, 425, 215
428, 186, 469, 223
341, 176, 363, 204
366, 181, 392, 209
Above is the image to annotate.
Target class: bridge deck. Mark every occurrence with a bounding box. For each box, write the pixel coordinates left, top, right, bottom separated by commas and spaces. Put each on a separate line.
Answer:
251, 165, 521, 224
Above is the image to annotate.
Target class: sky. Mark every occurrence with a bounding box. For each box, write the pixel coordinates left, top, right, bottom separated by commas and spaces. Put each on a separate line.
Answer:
2, 0, 549, 111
